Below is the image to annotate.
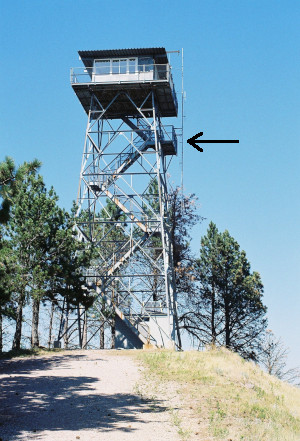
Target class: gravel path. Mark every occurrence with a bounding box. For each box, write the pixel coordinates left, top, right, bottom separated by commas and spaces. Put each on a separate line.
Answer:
0, 350, 180, 441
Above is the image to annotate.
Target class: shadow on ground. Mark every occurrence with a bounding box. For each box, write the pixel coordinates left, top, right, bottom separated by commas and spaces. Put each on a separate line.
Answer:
0, 354, 168, 440
0, 353, 93, 375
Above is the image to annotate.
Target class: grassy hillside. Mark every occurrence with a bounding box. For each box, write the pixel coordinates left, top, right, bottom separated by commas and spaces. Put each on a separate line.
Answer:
137, 348, 300, 441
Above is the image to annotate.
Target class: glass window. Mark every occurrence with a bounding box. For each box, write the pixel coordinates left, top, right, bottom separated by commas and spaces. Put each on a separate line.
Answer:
156, 64, 167, 80
138, 57, 153, 73
95, 60, 110, 75
94, 57, 138, 76
129, 58, 136, 74
112, 59, 119, 74
120, 59, 127, 74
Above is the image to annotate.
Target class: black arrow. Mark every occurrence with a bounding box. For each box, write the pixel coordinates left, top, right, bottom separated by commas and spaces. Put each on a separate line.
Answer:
187, 132, 239, 152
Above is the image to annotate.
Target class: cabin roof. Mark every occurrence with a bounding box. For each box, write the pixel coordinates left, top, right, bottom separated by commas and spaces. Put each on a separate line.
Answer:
78, 47, 168, 68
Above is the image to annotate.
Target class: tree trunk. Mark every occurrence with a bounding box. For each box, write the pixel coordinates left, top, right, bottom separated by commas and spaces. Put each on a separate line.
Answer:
82, 308, 88, 349
111, 317, 115, 349
211, 283, 216, 345
0, 312, 2, 353
48, 301, 55, 349
12, 294, 24, 350
31, 298, 40, 348
224, 300, 230, 348
99, 302, 105, 349
76, 304, 83, 348
100, 320, 105, 349
64, 303, 69, 349
174, 300, 182, 350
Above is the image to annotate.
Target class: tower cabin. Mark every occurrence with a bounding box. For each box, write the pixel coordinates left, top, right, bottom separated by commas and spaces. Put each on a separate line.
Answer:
71, 47, 178, 155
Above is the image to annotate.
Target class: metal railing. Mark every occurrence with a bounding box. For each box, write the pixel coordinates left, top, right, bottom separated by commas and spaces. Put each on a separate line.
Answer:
142, 301, 166, 314
82, 125, 177, 192
71, 63, 171, 84
70, 63, 178, 113
163, 125, 178, 153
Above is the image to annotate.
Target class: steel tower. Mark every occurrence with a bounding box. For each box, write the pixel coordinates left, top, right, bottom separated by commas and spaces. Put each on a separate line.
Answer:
71, 48, 180, 349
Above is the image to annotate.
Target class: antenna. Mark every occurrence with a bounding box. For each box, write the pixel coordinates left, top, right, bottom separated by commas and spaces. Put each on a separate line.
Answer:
181, 48, 184, 211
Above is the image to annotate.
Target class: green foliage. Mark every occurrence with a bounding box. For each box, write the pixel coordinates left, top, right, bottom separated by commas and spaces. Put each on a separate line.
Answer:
8, 173, 60, 299
183, 222, 267, 360
48, 205, 95, 309
0, 157, 41, 320
0, 232, 16, 317
169, 187, 202, 295
0, 163, 95, 348
0, 156, 41, 223
6, 173, 94, 306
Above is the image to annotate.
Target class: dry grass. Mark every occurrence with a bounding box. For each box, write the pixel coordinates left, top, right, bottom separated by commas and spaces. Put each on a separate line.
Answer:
136, 348, 300, 441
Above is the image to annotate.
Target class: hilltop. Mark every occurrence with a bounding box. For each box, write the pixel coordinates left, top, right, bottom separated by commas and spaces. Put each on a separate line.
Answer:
1, 348, 299, 441
136, 348, 300, 441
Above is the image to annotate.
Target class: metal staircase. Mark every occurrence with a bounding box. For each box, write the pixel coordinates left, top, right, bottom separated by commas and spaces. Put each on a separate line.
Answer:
76, 119, 170, 346
75, 116, 176, 348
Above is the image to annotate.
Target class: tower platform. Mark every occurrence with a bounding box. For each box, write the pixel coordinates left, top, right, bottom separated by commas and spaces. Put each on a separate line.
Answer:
71, 47, 178, 118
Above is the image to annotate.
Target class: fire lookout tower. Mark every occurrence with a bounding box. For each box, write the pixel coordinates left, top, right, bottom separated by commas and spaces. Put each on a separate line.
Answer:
71, 47, 180, 349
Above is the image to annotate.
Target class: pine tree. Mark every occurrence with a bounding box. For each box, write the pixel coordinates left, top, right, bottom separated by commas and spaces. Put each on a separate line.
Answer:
7, 173, 62, 347
49, 207, 95, 348
0, 156, 40, 223
0, 157, 41, 348
182, 222, 222, 345
0, 231, 16, 351
0, 232, 15, 317
6, 172, 94, 349
168, 188, 202, 299
217, 229, 267, 358
168, 187, 202, 347
184, 222, 267, 360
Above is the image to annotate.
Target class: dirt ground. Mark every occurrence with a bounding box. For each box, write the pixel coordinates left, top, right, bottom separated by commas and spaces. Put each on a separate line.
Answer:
0, 350, 180, 441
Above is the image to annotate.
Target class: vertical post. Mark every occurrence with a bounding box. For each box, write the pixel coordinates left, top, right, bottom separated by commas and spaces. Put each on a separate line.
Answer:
0, 312, 2, 353
64, 302, 70, 349
77, 304, 82, 348
151, 91, 173, 343
181, 47, 184, 204
100, 311, 105, 349
12, 293, 24, 350
82, 308, 88, 349
48, 301, 55, 350
111, 279, 115, 349
57, 297, 65, 342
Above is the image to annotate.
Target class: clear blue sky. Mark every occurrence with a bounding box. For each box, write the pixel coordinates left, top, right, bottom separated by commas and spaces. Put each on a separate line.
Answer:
1, 1, 299, 366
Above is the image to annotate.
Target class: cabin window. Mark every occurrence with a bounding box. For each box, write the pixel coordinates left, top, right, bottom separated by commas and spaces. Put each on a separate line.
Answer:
138, 57, 153, 72
94, 58, 138, 75
112, 59, 119, 74
120, 59, 127, 74
128, 58, 136, 74
95, 59, 110, 75
94, 57, 159, 76
112, 59, 128, 74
